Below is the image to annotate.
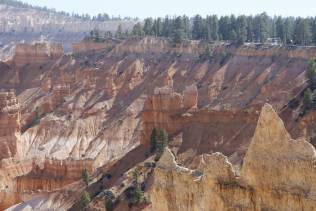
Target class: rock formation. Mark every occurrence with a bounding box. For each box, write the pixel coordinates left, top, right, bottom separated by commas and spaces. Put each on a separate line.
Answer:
149, 104, 316, 211
13, 42, 63, 67
0, 91, 21, 160
1, 38, 316, 210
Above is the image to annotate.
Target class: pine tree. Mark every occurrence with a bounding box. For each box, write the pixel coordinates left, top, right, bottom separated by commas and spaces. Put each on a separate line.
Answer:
275, 16, 285, 43
294, 18, 311, 46
304, 88, 313, 110
236, 16, 247, 44
150, 128, 158, 153
115, 24, 123, 39
155, 129, 168, 161
130, 169, 145, 205
192, 15, 205, 40
306, 60, 316, 88
143, 18, 153, 35
219, 16, 231, 40
172, 16, 186, 44
81, 168, 90, 186
132, 23, 144, 38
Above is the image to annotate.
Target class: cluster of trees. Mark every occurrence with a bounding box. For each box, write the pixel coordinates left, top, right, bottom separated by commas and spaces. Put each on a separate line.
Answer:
130, 13, 316, 45
0, 0, 136, 21
150, 128, 169, 161
125, 169, 146, 207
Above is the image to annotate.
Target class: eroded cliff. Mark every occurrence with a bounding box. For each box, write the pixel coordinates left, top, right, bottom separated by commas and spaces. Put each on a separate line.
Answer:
149, 104, 316, 211
1, 37, 316, 210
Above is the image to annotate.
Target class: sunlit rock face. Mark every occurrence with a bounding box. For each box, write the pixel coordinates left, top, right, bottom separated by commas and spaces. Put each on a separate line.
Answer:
13, 43, 64, 67
0, 91, 21, 160
149, 104, 316, 211
2, 37, 316, 210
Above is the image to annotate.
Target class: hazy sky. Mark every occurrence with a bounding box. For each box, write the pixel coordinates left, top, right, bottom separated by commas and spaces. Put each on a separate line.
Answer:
21, 0, 316, 18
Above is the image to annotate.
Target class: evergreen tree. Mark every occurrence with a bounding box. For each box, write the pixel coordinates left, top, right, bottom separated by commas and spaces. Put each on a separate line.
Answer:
182, 15, 191, 39
219, 16, 231, 40
152, 18, 163, 37
311, 18, 316, 45
162, 16, 172, 37
132, 23, 144, 38
294, 18, 311, 45
115, 24, 123, 39
81, 168, 90, 186
143, 18, 153, 35
155, 129, 168, 161
130, 169, 145, 205
253, 13, 269, 43
172, 16, 186, 43
246, 16, 254, 42
275, 16, 285, 43
283, 17, 294, 44
236, 15, 247, 44
205, 15, 219, 41
306, 60, 316, 88
304, 88, 313, 110
192, 15, 205, 40
150, 128, 158, 153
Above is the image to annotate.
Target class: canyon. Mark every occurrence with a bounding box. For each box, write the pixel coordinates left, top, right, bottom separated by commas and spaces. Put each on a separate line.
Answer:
0, 37, 316, 210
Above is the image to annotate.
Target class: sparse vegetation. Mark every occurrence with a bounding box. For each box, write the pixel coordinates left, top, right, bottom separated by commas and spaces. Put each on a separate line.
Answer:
150, 128, 158, 153
199, 46, 214, 62
127, 169, 145, 206
104, 190, 116, 211
306, 60, 316, 89
80, 191, 91, 210
303, 88, 313, 110
155, 129, 169, 161
81, 168, 90, 186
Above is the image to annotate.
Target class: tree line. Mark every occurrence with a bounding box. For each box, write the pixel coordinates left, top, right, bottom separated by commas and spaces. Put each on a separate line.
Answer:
100, 13, 316, 46
0, 0, 137, 22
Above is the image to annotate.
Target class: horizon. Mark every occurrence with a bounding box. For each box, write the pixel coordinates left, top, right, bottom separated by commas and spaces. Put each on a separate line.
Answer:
18, 0, 316, 19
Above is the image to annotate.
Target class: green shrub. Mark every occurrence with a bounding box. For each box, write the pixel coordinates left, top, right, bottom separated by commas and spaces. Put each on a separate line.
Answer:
154, 129, 169, 161
150, 128, 158, 153
199, 46, 214, 62
80, 191, 91, 210
127, 169, 145, 206
81, 169, 90, 186
303, 88, 313, 110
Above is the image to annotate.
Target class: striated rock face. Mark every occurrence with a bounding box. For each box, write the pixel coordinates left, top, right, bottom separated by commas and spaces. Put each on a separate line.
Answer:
0, 91, 21, 160
142, 86, 258, 158
183, 84, 198, 109
13, 42, 63, 67
241, 104, 316, 192
2, 38, 316, 209
149, 104, 316, 211
72, 39, 115, 54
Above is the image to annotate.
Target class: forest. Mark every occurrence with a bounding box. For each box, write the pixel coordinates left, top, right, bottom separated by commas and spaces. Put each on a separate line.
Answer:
102, 13, 316, 46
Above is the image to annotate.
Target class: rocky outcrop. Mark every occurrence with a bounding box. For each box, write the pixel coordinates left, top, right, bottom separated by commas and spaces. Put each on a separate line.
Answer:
149, 104, 316, 211
235, 45, 316, 60
72, 39, 115, 54
2, 38, 316, 210
0, 91, 21, 160
13, 42, 63, 67
112, 37, 206, 56
183, 84, 198, 109
142, 86, 258, 158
